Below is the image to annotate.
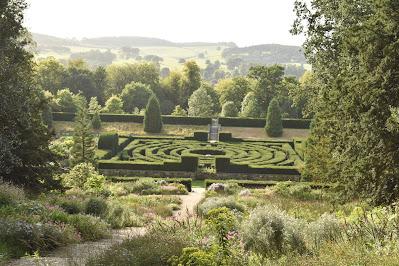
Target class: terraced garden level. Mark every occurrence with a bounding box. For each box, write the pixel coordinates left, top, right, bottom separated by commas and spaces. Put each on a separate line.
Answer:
97, 134, 305, 177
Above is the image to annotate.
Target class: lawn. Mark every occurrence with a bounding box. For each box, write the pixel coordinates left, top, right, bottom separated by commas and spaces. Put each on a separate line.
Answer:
53, 121, 309, 140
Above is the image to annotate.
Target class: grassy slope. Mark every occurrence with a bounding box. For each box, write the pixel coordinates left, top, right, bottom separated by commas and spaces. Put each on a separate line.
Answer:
35, 45, 229, 70
53, 121, 309, 140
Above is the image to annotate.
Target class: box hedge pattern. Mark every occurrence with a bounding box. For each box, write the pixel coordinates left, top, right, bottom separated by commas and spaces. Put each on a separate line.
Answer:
97, 134, 304, 176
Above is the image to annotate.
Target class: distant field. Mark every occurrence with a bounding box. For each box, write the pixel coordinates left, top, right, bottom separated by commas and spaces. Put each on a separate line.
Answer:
36, 45, 229, 70
53, 121, 309, 140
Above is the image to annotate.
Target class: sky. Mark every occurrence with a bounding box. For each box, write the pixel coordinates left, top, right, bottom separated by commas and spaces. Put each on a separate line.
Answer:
25, 0, 305, 47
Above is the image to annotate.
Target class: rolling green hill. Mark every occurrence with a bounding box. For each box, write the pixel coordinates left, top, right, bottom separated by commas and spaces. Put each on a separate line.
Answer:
32, 33, 308, 74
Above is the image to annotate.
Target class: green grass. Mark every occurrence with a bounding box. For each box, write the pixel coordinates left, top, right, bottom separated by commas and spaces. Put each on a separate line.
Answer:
192, 180, 205, 188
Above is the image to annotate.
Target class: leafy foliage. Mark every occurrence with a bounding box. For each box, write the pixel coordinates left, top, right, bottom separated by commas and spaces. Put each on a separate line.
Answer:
0, 0, 59, 190
102, 95, 124, 113
240, 92, 261, 118
188, 87, 214, 117
221, 101, 239, 117
293, 0, 399, 204
120, 81, 154, 113
171, 105, 188, 116
60, 163, 105, 193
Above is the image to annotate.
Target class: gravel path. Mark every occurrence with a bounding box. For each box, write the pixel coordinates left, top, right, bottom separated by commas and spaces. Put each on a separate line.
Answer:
8, 188, 205, 266
8, 227, 145, 266
173, 187, 205, 219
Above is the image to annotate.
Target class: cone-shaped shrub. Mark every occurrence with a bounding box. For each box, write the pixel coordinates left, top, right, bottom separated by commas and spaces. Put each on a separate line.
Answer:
144, 95, 163, 133
265, 98, 283, 137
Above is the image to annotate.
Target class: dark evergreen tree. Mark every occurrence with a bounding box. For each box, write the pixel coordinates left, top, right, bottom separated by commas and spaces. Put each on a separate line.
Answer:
143, 95, 163, 133
265, 98, 283, 137
293, 0, 399, 204
0, 0, 59, 190
70, 100, 96, 166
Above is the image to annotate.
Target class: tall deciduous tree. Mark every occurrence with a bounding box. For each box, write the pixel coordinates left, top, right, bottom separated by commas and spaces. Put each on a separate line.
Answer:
0, 0, 59, 190
143, 95, 163, 133
293, 0, 399, 204
63, 59, 97, 100
93, 66, 109, 104
216, 77, 252, 111
102, 95, 124, 114
70, 100, 96, 166
162, 71, 184, 107
106, 62, 160, 97
181, 61, 201, 108
35, 57, 66, 93
248, 65, 284, 116
188, 88, 214, 117
120, 82, 154, 113
240, 92, 261, 118
221, 101, 239, 117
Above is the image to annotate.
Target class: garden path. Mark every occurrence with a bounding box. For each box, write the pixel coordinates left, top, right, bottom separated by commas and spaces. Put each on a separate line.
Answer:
173, 187, 206, 219
8, 227, 145, 266
9, 188, 205, 266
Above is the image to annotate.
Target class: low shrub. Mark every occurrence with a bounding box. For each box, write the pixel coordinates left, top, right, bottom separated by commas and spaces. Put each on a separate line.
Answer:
59, 199, 84, 214
0, 219, 78, 259
64, 214, 110, 241
108, 177, 192, 192
86, 222, 191, 265
128, 179, 159, 194
106, 205, 144, 228
273, 182, 321, 200
85, 197, 108, 217
49, 137, 74, 161
198, 197, 245, 216
306, 213, 342, 251
60, 163, 106, 193
241, 205, 307, 257
0, 179, 25, 206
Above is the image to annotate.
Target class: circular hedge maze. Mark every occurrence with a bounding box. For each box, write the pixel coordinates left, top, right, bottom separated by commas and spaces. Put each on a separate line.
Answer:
122, 139, 297, 167
98, 134, 305, 176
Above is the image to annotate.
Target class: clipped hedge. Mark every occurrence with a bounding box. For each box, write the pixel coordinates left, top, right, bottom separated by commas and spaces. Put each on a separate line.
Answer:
193, 131, 209, 141
98, 155, 199, 173
215, 157, 300, 175
98, 132, 119, 154
219, 117, 264, 127
107, 176, 192, 192
53, 112, 310, 128
219, 117, 311, 129
161, 115, 212, 125
218, 132, 233, 142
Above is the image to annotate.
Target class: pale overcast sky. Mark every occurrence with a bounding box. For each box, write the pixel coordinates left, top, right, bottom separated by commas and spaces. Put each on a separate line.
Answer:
25, 0, 305, 47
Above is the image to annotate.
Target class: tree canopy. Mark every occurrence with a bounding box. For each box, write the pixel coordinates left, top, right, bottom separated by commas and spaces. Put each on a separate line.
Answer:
0, 0, 59, 190
293, 0, 399, 204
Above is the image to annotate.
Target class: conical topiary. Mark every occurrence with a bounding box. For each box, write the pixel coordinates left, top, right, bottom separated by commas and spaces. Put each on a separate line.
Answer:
265, 98, 283, 137
144, 95, 163, 133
